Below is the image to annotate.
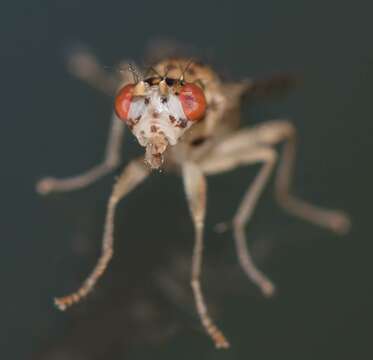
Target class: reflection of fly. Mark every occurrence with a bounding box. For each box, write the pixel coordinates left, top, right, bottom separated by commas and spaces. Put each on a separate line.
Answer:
37, 50, 351, 349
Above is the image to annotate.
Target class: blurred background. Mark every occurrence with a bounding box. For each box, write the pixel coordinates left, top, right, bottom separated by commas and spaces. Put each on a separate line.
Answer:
1, 1, 372, 359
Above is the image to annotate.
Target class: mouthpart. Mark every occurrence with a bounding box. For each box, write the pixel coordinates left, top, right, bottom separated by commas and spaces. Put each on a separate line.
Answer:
144, 132, 169, 169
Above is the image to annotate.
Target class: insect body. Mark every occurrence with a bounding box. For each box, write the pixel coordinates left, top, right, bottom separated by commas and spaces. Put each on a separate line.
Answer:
37, 51, 350, 349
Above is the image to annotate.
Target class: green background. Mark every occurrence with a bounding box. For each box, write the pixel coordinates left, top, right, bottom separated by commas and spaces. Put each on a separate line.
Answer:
1, 1, 372, 359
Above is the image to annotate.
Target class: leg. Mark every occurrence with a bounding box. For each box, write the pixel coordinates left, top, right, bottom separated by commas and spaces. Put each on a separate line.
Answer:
198, 121, 350, 294
66, 48, 118, 95
182, 162, 229, 349
248, 120, 351, 234
36, 114, 125, 194
199, 146, 278, 297
233, 149, 278, 297
54, 158, 149, 310
275, 124, 350, 234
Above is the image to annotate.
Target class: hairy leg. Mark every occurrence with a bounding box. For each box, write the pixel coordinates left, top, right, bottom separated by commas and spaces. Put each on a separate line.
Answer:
54, 158, 149, 310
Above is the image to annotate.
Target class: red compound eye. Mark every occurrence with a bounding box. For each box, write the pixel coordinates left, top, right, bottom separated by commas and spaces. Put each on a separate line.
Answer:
179, 83, 207, 121
114, 84, 135, 121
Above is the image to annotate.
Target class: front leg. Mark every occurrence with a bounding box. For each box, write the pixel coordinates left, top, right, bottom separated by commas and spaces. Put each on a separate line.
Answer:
182, 162, 229, 349
36, 114, 125, 195
54, 158, 149, 310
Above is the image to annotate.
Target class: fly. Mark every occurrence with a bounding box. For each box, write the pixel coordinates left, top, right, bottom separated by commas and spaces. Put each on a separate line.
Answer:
37, 49, 351, 349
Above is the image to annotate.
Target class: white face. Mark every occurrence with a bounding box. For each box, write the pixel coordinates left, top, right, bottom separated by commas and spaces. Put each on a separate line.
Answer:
127, 86, 192, 147
115, 78, 207, 168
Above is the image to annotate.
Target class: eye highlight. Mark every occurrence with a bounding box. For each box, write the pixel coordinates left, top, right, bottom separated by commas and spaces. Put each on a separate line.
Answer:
114, 84, 135, 121
178, 83, 207, 121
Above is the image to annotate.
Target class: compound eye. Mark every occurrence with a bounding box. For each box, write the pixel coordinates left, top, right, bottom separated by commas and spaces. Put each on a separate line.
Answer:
179, 83, 207, 121
114, 84, 135, 121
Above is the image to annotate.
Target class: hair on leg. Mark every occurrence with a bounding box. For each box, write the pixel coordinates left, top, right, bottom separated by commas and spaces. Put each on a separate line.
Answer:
54, 158, 149, 310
